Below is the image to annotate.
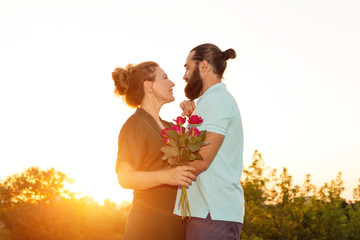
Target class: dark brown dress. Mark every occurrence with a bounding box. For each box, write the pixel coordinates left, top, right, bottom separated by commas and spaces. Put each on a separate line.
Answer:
116, 108, 185, 240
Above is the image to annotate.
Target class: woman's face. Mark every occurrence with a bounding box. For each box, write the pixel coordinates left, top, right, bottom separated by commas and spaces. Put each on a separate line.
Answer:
152, 67, 175, 104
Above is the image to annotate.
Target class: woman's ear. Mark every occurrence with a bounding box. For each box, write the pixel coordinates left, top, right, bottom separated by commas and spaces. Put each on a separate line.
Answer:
143, 80, 153, 93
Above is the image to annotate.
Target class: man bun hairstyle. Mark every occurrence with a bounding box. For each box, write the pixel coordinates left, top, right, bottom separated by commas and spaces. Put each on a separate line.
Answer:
112, 61, 159, 108
191, 43, 236, 79
223, 48, 236, 60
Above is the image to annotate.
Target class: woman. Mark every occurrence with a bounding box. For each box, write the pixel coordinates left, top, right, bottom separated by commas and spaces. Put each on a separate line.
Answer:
112, 61, 196, 240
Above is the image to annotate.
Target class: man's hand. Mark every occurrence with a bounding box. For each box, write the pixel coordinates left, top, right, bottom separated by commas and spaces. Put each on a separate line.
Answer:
180, 100, 196, 117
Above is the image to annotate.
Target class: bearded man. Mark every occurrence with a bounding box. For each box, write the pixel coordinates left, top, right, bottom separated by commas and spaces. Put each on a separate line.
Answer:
174, 43, 245, 240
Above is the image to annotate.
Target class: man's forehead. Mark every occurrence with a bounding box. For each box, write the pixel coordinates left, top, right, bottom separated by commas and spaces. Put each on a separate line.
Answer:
185, 51, 195, 66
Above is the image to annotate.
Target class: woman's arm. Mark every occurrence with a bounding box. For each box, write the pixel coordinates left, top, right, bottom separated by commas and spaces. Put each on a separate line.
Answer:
117, 161, 197, 191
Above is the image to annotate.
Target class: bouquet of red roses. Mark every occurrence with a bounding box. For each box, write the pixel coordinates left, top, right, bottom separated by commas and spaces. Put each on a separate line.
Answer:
160, 115, 208, 219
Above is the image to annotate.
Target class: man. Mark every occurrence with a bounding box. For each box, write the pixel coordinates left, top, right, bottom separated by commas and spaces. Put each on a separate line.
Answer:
174, 43, 245, 240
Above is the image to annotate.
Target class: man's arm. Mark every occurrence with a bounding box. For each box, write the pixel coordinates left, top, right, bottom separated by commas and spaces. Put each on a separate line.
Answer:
189, 131, 224, 175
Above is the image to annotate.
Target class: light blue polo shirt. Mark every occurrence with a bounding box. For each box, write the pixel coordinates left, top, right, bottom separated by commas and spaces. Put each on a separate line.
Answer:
174, 83, 245, 223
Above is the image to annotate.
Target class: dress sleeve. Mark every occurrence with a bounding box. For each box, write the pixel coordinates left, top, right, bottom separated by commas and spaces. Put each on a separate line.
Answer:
115, 121, 147, 173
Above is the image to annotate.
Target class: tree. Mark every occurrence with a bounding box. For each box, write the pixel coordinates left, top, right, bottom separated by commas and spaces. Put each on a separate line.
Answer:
2, 156, 359, 240
0, 167, 130, 240
0, 167, 73, 211
241, 150, 275, 240
240, 150, 359, 240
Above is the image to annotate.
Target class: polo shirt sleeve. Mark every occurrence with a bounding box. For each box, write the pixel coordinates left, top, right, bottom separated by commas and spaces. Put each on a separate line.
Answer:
196, 93, 232, 136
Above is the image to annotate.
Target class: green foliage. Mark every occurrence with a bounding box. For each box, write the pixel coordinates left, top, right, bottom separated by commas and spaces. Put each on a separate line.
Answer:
353, 178, 360, 201
1, 153, 359, 239
0, 167, 73, 209
348, 201, 360, 240
0, 167, 130, 240
165, 129, 180, 141
240, 150, 359, 240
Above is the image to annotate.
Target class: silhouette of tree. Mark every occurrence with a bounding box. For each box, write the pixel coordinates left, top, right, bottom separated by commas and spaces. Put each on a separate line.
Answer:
0, 167, 73, 210
1, 155, 359, 239
0, 167, 130, 240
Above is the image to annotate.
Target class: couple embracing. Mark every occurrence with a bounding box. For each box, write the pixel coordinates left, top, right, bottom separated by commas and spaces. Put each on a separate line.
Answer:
112, 43, 244, 240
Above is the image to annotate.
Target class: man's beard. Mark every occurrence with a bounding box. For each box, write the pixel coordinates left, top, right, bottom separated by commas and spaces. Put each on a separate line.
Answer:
185, 66, 203, 101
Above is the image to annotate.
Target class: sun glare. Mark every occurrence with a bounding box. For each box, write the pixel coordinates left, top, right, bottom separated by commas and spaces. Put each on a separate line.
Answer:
66, 180, 133, 205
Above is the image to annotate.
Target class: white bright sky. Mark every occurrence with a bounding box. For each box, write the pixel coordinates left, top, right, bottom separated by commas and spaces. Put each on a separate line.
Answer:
1, 0, 359, 203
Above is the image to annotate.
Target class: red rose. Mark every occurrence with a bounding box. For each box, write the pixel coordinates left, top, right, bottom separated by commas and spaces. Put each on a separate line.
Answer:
171, 125, 185, 134
161, 128, 171, 137
173, 116, 186, 126
188, 115, 203, 125
188, 127, 200, 137
161, 128, 171, 143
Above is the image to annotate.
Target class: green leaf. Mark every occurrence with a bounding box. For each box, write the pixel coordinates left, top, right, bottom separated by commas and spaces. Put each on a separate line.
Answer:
189, 153, 196, 160
165, 129, 180, 141
199, 130, 207, 141
195, 153, 203, 160
160, 145, 179, 157
168, 157, 178, 165
188, 142, 201, 152
200, 142, 210, 147
168, 139, 177, 147
181, 149, 189, 161
179, 132, 189, 147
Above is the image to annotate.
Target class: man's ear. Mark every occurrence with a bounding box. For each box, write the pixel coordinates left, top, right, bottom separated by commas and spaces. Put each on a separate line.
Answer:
199, 60, 211, 73
143, 80, 153, 93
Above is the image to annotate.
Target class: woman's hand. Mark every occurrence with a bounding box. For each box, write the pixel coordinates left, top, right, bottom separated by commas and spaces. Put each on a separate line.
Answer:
180, 100, 196, 117
163, 165, 197, 187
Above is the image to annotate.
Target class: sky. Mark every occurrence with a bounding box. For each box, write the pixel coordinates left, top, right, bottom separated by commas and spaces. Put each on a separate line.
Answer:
1, 0, 359, 203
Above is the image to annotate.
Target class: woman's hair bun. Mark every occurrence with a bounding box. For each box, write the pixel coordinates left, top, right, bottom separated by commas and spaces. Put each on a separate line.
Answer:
112, 64, 134, 96
223, 48, 237, 60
